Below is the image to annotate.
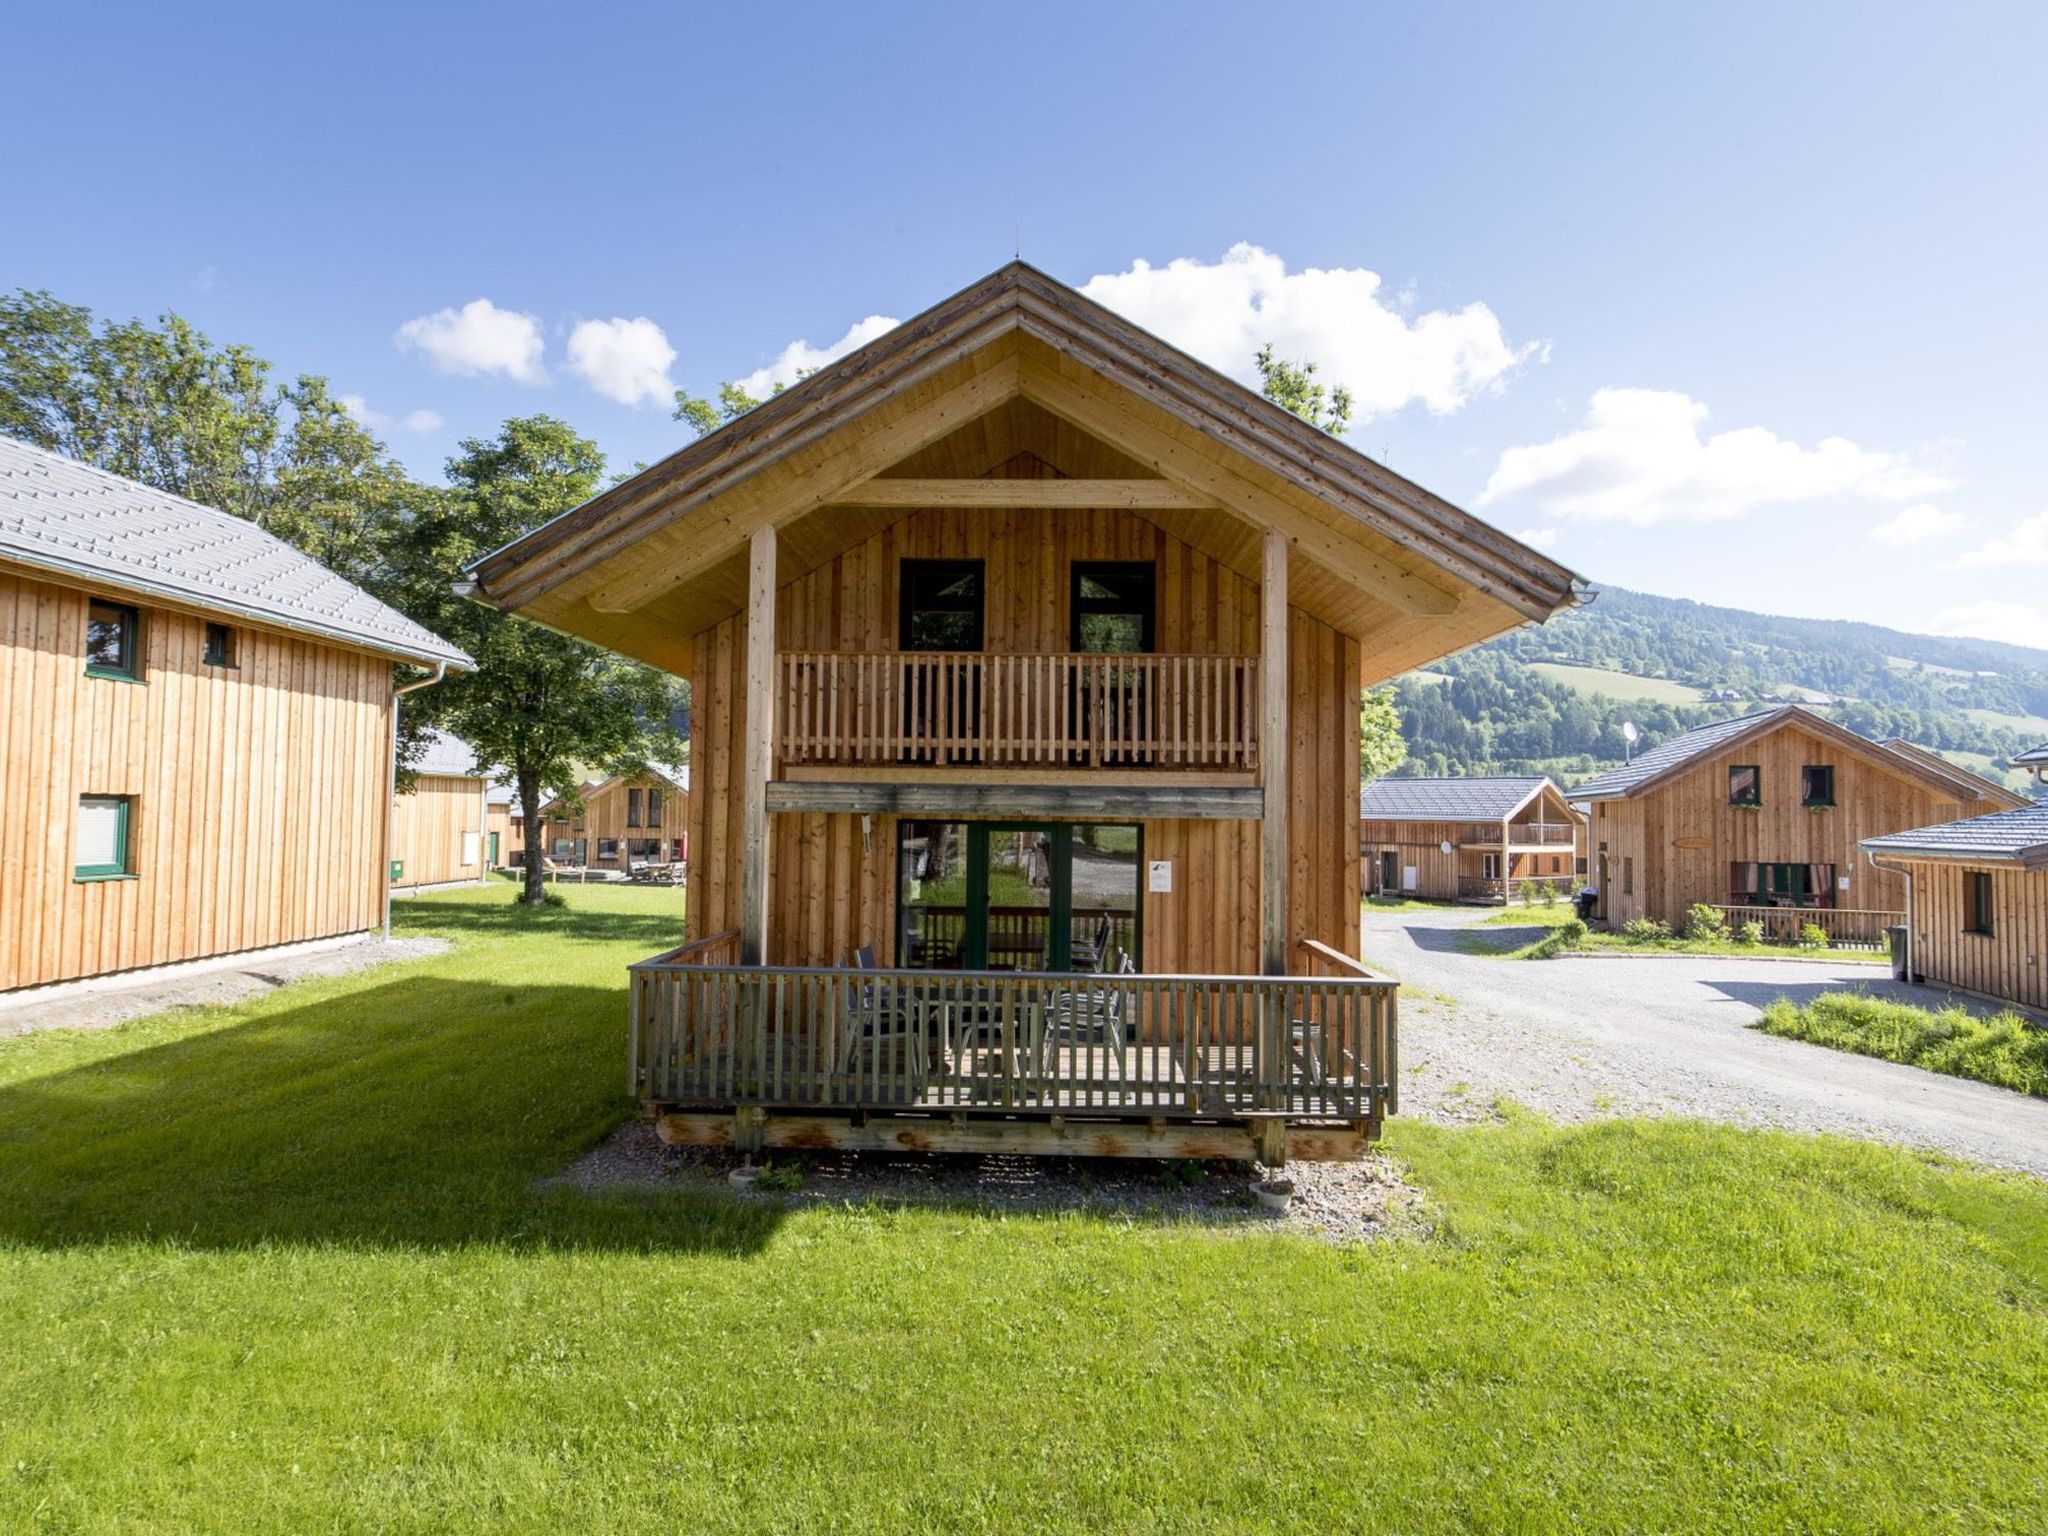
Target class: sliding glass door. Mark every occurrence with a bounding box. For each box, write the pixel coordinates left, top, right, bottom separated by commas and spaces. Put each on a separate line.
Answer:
897, 821, 1142, 972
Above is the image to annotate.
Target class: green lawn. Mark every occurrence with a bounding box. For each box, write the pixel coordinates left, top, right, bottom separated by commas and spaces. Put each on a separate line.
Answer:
1759, 990, 2048, 1097
4, 886, 2047, 1531
1526, 661, 1706, 705
1469, 904, 1890, 963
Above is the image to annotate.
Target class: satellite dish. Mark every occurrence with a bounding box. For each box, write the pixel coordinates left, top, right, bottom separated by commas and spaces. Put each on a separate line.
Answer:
1439, 840, 1455, 855
1621, 719, 1640, 765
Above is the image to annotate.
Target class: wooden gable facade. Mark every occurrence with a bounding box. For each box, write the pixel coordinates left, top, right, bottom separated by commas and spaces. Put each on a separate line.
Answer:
1581, 708, 2025, 945
1360, 779, 1584, 903
462, 262, 1579, 1161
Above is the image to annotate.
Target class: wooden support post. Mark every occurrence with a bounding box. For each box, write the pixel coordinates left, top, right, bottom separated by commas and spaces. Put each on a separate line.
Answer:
740, 524, 776, 965
1260, 531, 1290, 976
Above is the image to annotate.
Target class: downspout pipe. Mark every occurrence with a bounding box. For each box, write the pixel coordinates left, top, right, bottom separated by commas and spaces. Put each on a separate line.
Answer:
386, 662, 449, 941
1867, 851, 1914, 985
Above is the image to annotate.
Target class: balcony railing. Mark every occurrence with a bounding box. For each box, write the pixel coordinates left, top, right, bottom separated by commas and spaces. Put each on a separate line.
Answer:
777, 651, 1259, 771
1709, 905, 1902, 949
1457, 874, 1577, 902
1508, 822, 1578, 846
628, 941, 1396, 1122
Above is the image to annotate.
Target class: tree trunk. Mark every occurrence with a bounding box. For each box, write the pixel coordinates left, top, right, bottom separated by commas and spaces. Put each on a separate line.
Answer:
517, 765, 548, 906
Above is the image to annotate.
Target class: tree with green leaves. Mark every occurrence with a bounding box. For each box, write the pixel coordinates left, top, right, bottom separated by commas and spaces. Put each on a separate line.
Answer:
672, 368, 814, 437
386, 416, 686, 905
1254, 343, 1353, 437
1359, 685, 1406, 781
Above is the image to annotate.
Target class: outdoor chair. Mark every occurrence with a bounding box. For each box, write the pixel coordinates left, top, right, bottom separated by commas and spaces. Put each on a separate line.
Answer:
840, 947, 927, 1089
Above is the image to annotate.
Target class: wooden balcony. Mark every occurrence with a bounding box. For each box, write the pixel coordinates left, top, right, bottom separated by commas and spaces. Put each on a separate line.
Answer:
1509, 821, 1578, 847
1709, 904, 1902, 949
628, 933, 1396, 1163
777, 650, 1259, 773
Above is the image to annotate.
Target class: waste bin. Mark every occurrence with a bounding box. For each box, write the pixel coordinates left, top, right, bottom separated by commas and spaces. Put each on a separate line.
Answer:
1574, 886, 1598, 922
1885, 924, 1910, 982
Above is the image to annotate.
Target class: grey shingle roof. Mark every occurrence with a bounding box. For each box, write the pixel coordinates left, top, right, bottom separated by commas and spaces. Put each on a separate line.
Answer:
0, 437, 470, 669
1863, 803, 2048, 865
2015, 741, 2048, 767
1571, 709, 1784, 800
1360, 776, 1551, 822
412, 730, 486, 780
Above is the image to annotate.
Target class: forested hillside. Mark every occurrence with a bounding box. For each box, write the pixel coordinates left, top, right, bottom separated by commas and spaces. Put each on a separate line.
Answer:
1393, 586, 2048, 790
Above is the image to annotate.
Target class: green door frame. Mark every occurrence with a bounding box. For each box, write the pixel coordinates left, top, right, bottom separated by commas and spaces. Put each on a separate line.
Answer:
938, 821, 1142, 973
487, 831, 500, 866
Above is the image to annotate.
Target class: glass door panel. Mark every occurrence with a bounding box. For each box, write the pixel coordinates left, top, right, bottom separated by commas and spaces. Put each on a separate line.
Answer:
897, 821, 969, 969
1067, 825, 1140, 972
983, 826, 1055, 971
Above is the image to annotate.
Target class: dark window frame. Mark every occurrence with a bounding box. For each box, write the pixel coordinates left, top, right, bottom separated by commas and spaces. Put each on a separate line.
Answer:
1728, 765, 1761, 807
202, 621, 238, 669
647, 788, 664, 828
1800, 764, 1835, 807
74, 793, 135, 881
626, 787, 643, 828
85, 598, 143, 682
1068, 560, 1157, 653
1964, 871, 1995, 937
898, 559, 986, 652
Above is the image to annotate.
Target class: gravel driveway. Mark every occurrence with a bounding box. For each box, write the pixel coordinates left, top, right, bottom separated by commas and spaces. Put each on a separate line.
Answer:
1368, 905, 2048, 1179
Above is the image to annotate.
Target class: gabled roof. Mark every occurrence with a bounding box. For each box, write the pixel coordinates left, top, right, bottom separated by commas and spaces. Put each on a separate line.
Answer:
0, 436, 471, 670
1360, 775, 1560, 822
2015, 740, 2048, 768
411, 730, 487, 780
459, 262, 1582, 680
1863, 803, 2048, 867
1571, 705, 2019, 806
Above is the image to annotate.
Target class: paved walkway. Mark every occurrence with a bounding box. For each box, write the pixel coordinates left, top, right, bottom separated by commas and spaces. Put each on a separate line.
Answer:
0, 936, 447, 1038
1368, 905, 2048, 1179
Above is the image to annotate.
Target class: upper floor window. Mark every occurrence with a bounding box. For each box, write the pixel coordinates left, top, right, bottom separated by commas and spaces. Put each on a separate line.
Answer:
1801, 765, 1835, 807
85, 599, 141, 681
1070, 562, 1156, 653
202, 621, 238, 668
647, 788, 664, 827
626, 787, 643, 827
899, 560, 984, 652
1728, 765, 1761, 806
1964, 871, 1995, 936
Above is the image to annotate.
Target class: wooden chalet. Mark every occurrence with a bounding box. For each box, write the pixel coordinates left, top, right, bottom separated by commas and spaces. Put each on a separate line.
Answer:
1360, 776, 1582, 902
532, 763, 689, 874
461, 261, 1580, 1162
1575, 705, 2026, 946
389, 730, 492, 890
1864, 804, 2048, 1014
0, 438, 469, 992
2015, 740, 2048, 783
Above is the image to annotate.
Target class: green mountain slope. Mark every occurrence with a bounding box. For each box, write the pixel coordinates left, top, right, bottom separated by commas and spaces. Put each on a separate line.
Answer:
1393, 586, 2048, 791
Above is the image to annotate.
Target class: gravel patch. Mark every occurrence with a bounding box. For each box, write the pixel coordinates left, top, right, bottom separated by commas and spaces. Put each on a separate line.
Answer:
547, 1118, 1428, 1244
1375, 904, 2048, 1178
0, 935, 449, 1037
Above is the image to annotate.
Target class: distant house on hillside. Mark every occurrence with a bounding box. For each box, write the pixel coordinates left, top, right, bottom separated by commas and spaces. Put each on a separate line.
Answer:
1864, 803, 2048, 1014
0, 437, 470, 992
534, 764, 689, 873
2015, 740, 2048, 785
1360, 777, 1583, 902
390, 731, 492, 891
1574, 705, 2025, 944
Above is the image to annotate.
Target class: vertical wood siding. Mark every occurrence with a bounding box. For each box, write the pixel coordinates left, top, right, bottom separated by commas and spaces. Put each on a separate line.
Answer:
682, 507, 1362, 973
1904, 862, 2047, 1012
389, 773, 485, 888
2, 568, 390, 991
1590, 721, 1992, 930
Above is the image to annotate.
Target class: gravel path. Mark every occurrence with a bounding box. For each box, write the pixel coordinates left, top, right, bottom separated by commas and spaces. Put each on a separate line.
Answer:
1372, 905, 2048, 1178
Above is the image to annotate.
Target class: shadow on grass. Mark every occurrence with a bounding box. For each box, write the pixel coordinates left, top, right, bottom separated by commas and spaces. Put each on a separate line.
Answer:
392, 897, 687, 952
0, 974, 781, 1258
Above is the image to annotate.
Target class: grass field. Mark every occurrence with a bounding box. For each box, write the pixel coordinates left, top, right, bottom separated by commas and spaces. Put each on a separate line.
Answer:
3, 886, 2047, 1531
1759, 991, 2047, 1097
1963, 706, 2048, 738
1527, 661, 1706, 705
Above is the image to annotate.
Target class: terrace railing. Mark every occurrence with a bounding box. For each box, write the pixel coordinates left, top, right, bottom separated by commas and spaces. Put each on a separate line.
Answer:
628, 944, 1397, 1123
777, 650, 1260, 771
1507, 822, 1579, 846
1709, 905, 1902, 949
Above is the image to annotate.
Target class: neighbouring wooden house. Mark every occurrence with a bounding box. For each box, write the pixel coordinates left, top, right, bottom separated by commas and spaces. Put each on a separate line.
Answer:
1864, 803, 2048, 1013
389, 730, 491, 890
1574, 705, 2025, 945
459, 261, 1579, 1161
0, 437, 470, 992
486, 782, 517, 869
531, 764, 689, 872
1359, 776, 1583, 902
2015, 740, 2047, 785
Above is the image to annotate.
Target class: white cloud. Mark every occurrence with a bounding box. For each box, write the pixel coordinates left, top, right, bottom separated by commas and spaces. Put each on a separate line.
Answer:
1078, 242, 1535, 421
1518, 527, 1560, 550
339, 394, 443, 435
1951, 509, 2048, 568
396, 298, 546, 383
566, 316, 678, 407
1922, 601, 2048, 648
736, 314, 898, 396
1479, 388, 1955, 525
1871, 502, 1970, 546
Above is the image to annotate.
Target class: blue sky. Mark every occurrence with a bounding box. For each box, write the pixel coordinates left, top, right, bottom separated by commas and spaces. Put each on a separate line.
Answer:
6, 1, 2045, 645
